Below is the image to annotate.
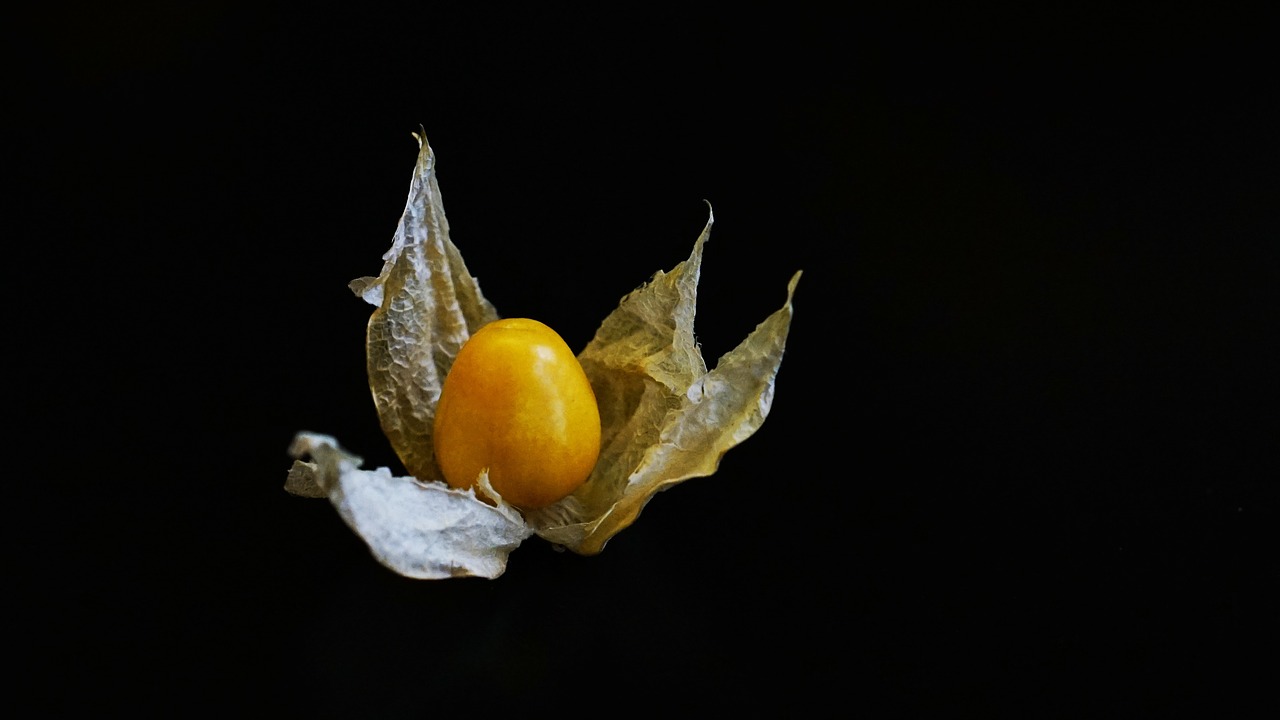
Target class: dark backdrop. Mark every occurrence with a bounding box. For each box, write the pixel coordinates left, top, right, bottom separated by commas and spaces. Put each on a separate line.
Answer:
13, 4, 1275, 715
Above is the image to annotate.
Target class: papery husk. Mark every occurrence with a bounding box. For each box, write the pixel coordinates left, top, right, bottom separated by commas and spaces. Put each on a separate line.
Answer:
286, 131, 798, 577
287, 433, 531, 579
526, 221, 800, 555
347, 129, 499, 483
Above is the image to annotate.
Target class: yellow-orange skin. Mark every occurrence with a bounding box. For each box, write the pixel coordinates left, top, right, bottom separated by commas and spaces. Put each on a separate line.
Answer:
433, 318, 601, 510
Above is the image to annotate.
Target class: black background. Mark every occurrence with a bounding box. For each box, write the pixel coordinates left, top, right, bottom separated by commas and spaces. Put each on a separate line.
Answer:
14, 3, 1276, 715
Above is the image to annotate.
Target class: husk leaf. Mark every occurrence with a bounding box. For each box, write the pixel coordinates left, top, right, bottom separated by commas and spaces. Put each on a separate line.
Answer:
286, 132, 798, 577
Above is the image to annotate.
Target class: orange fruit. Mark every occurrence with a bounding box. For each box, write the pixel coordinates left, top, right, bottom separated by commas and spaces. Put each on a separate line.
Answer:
433, 318, 601, 510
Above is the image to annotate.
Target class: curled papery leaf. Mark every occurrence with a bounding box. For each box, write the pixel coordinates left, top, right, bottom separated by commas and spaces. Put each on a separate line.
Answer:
348, 131, 499, 484
527, 219, 800, 555
288, 433, 532, 579
286, 132, 799, 578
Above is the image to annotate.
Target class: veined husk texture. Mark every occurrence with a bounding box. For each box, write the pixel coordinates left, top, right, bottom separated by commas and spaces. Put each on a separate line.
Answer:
287, 132, 799, 579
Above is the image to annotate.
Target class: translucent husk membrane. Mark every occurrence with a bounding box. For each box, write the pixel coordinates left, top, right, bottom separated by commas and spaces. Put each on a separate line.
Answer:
286, 132, 800, 579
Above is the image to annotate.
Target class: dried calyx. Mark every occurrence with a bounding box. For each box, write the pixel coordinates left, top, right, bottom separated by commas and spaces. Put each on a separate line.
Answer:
287, 132, 799, 579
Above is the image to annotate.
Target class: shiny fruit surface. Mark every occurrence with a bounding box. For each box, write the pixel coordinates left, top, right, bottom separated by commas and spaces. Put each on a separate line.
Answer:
433, 318, 601, 510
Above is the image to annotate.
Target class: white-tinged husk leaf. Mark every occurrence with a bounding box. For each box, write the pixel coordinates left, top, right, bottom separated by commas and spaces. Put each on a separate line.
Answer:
287, 433, 532, 579
286, 132, 798, 578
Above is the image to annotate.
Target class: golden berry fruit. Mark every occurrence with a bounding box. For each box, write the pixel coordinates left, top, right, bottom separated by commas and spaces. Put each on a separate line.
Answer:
433, 318, 601, 510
